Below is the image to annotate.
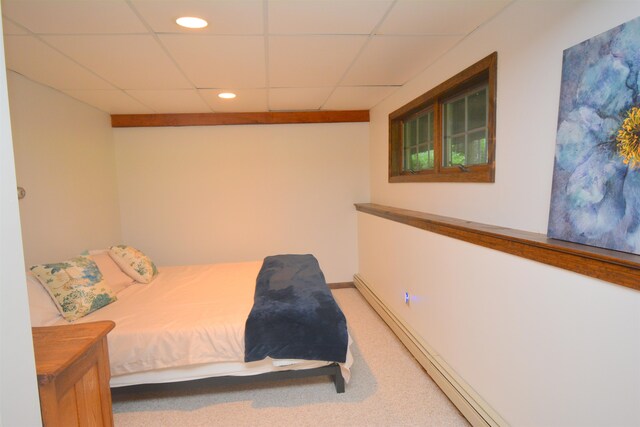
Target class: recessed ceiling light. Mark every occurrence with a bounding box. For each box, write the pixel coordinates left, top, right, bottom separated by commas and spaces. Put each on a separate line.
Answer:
218, 92, 236, 99
176, 17, 208, 29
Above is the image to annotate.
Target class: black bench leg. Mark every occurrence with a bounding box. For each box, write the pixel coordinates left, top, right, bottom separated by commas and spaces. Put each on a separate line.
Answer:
333, 365, 345, 393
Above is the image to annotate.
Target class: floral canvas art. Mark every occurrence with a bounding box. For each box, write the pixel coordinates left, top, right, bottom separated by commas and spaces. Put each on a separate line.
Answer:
548, 16, 640, 255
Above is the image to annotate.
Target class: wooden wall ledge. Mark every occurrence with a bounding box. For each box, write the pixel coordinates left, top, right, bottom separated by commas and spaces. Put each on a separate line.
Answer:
355, 203, 640, 292
111, 110, 369, 127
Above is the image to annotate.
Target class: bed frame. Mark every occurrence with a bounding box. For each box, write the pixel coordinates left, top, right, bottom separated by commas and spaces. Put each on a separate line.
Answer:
111, 363, 345, 396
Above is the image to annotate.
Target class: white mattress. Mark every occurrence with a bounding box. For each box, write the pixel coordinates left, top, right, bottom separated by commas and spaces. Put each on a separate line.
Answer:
56, 261, 352, 386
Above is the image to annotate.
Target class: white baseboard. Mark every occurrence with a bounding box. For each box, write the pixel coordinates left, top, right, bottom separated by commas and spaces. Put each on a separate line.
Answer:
353, 274, 507, 427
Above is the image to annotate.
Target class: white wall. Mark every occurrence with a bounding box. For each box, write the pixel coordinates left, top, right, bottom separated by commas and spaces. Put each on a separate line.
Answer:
360, 1, 640, 426
8, 72, 122, 267
114, 123, 369, 282
0, 17, 42, 426
370, 0, 640, 233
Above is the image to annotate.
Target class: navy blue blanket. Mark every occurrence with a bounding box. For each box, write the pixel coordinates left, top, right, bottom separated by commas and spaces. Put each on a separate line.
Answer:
244, 254, 348, 363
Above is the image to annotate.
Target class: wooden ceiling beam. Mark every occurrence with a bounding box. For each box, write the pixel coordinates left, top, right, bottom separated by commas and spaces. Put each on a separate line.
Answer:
111, 110, 369, 127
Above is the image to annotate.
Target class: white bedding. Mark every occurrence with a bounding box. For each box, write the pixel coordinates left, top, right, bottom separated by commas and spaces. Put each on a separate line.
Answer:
48, 261, 351, 386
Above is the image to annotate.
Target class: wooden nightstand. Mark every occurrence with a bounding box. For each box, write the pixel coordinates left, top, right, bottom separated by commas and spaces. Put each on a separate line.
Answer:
32, 321, 115, 426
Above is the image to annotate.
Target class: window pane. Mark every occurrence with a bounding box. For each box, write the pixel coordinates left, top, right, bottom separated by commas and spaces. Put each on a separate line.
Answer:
417, 114, 428, 143
404, 148, 412, 170
417, 143, 434, 170
468, 88, 487, 130
403, 111, 434, 172
467, 130, 487, 165
409, 149, 420, 170
443, 85, 489, 168
418, 111, 433, 141
444, 135, 466, 167
451, 135, 466, 166
445, 98, 466, 135
403, 118, 417, 148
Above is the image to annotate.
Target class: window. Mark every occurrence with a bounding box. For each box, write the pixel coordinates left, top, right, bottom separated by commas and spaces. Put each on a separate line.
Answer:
389, 52, 496, 183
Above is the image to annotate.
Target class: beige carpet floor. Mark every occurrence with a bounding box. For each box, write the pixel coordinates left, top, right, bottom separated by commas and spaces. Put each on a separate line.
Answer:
111, 288, 470, 426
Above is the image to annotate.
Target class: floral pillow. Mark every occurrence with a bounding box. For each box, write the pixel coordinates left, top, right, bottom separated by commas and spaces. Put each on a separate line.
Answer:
30, 256, 117, 322
26, 272, 61, 326
108, 245, 158, 283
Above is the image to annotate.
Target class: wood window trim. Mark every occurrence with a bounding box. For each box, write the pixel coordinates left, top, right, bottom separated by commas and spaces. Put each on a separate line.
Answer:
389, 52, 497, 183
355, 203, 640, 292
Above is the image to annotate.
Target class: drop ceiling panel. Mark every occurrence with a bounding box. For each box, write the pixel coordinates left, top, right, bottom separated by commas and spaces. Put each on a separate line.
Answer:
377, 0, 511, 35
63, 90, 153, 114
4, 36, 114, 90
1, 0, 147, 34
0, 1, 510, 114
126, 90, 211, 113
323, 85, 397, 110
269, 35, 367, 87
268, 0, 392, 35
200, 88, 268, 112
269, 87, 332, 111
342, 35, 461, 86
2, 18, 28, 35
159, 35, 265, 89
43, 35, 192, 89
131, 0, 264, 35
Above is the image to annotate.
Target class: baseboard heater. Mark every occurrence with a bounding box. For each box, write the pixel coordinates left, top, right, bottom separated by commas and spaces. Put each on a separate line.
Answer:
353, 274, 506, 427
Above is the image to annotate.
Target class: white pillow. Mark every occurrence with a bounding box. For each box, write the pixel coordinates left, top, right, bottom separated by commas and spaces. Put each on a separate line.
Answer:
108, 245, 158, 284
88, 250, 136, 294
25, 272, 62, 326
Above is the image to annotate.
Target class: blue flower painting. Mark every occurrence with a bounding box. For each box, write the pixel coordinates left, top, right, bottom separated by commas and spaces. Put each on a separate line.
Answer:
548, 16, 640, 255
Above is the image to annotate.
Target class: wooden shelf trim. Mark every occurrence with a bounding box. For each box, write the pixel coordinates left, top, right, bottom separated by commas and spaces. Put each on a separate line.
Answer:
355, 203, 640, 292
111, 110, 369, 128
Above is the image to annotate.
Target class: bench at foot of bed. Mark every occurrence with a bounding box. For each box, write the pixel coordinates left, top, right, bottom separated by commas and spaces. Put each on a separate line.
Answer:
111, 363, 345, 395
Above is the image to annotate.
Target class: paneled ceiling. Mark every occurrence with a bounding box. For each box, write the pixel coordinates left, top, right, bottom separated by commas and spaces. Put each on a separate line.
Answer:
1, 0, 511, 114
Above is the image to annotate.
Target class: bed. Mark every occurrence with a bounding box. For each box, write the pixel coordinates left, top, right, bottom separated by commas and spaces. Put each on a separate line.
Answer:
26, 250, 352, 393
